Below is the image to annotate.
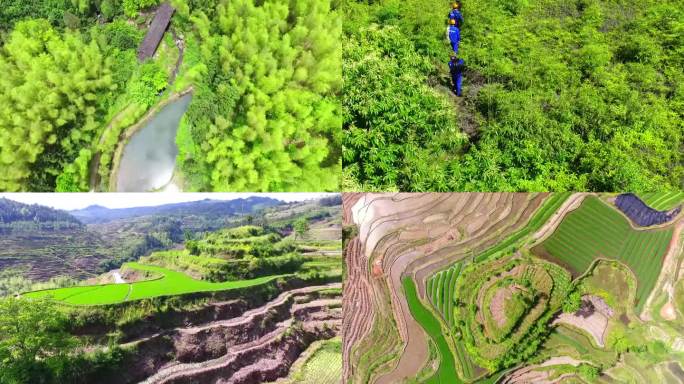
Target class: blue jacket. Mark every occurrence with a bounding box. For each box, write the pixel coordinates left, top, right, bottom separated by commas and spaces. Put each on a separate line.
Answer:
448, 25, 460, 44
449, 58, 465, 76
449, 9, 464, 26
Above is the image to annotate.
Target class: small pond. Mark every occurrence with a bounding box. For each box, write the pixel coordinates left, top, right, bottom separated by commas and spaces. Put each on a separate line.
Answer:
116, 94, 192, 192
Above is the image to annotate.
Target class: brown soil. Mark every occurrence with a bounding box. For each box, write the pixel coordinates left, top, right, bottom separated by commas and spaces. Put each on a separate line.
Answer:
553, 306, 611, 347
118, 284, 341, 384
490, 287, 514, 328
619, 313, 630, 325
641, 219, 683, 319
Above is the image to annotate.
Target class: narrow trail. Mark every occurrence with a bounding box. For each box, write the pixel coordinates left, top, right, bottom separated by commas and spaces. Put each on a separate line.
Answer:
123, 284, 133, 302
168, 29, 185, 87
89, 104, 138, 191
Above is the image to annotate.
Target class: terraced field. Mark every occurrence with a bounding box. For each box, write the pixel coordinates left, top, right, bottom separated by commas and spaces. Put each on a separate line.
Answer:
343, 193, 554, 384
532, 196, 673, 311
344, 192, 684, 384
24, 263, 287, 305
280, 338, 342, 384
403, 277, 461, 384
640, 191, 684, 211
427, 263, 463, 327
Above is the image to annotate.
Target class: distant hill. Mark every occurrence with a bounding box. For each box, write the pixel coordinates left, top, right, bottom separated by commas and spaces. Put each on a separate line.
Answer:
70, 196, 283, 224
0, 198, 81, 226
0, 196, 333, 282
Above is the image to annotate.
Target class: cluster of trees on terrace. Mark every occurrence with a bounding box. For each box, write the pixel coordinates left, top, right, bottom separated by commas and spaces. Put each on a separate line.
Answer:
181, 225, 307, 280
343, 0, 683, 192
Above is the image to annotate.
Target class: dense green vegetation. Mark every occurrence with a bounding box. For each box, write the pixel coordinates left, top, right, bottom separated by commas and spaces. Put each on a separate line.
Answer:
0, 0, 174, 191
533, 196, 672, 311
450, 256, 573, 373
0, 19, 115, 191
170, 0, 341, 191
1, 0, 341, 192
343, 0, 684, 191
403, 277, 462, 384
0, 296, 129, 384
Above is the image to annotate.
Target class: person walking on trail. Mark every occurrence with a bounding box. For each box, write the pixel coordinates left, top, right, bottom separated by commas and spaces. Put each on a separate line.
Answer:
447, 19, 460, 54
448, 2, 464, 27
449, 56, 465, 96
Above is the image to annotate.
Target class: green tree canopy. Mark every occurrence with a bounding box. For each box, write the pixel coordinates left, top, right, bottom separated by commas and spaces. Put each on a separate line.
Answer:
0, 297, 76, 383
0, 19, 114, 191
293, 217, 309, 239
177, 0, 342, 191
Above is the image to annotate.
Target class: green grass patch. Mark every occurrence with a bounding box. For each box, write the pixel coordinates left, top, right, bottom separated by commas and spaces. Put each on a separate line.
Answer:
23, 263, 287, 306
533, 196, 672, 312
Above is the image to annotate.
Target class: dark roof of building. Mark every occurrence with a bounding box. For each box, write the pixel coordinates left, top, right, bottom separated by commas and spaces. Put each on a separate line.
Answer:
137, 2, 175, 61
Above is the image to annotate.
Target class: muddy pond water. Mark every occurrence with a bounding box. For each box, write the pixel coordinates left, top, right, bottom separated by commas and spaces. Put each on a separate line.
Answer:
116, 94, 193, 192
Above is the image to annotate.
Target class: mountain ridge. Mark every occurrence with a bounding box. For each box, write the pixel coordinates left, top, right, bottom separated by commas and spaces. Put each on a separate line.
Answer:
69, 196, 284, 224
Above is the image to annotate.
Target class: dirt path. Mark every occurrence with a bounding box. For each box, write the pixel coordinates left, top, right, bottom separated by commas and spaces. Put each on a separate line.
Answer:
168, 30, 185, 87
88, 104, 138, 191
641, 219, 684, 320
531, 193, 587, 243
123, 284, 133, 302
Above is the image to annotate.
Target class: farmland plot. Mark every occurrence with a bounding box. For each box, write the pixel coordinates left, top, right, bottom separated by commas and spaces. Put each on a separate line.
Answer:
640, 192, 684, 211
24, 263, 287, 305
532, 196, 672, 311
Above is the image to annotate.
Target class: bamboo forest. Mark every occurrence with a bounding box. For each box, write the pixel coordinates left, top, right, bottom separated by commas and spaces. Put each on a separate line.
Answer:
0, 0, 341, 192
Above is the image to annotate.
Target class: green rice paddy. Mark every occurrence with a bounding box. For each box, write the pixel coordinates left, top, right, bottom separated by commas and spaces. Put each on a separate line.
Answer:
533, 196, 673, 312
23, 263, 287, 305
639, 191, 684, 211
427, 263, 462, 327
403, 277, 462, 384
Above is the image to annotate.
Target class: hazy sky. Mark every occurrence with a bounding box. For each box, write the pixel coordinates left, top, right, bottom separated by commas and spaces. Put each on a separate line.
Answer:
0, 193, 336, 211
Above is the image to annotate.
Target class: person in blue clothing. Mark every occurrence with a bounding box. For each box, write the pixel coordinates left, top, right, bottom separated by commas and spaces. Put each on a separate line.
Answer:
449, 56, 465, 96
448, 2, 464, 27
447, 19, 460, 54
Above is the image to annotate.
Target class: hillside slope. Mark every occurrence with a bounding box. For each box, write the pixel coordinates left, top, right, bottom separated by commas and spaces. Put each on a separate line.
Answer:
343, 0, 684, 192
